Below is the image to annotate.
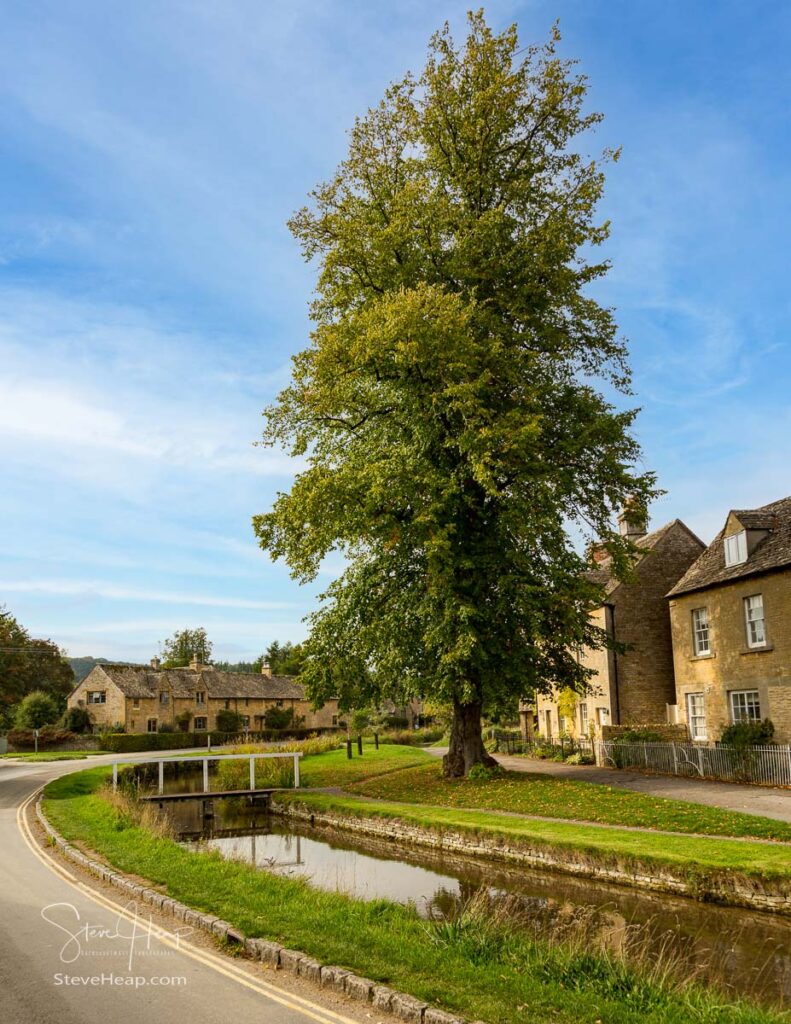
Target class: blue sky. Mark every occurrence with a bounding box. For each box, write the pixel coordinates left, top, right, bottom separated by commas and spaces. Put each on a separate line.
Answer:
1, 1, 789, 662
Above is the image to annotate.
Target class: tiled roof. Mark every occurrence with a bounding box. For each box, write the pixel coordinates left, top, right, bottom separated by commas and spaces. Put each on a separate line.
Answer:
668, 496, 791, 597
92, 665, 305, 701
593, 519, 702, 595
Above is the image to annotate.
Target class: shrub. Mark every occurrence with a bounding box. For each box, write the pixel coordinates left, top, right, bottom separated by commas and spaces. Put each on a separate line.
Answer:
14, 691, 60, 730
158, 722, 175, 733
61, 706, 93, 733
215, 708, 245, 732
467, 762, 505, 781
380, 727, 445, 746
7, 726, 78, 750
263, 706, 301, 730
719, 718, 774, 748
615, 728, 666, 743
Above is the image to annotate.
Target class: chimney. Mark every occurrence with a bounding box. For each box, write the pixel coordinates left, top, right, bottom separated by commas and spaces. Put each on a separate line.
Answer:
150, 656, 161, 670
189, 656, 202, 672
587, 542, 610, 565
618, 499, 647, 539
261, 662, 272, 678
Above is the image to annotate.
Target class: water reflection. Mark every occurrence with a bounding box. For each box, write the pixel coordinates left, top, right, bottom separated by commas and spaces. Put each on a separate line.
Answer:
163, 799, 791, 1005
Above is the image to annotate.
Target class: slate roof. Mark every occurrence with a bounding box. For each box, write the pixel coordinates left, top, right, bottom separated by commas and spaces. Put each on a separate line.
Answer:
592, 519, 703, 596
668, 496, 791, 598
90, 664, 305, 701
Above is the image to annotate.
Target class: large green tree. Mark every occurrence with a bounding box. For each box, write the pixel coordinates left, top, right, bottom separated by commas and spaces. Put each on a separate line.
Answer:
160, 627, 213, 668
0, 606, 74, 725
253, 14, 657, 775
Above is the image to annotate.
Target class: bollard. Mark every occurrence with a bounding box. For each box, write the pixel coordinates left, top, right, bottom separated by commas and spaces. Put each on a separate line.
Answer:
346, 738, 352, 759
374, 731, 379, 750
357, 735, 363, 756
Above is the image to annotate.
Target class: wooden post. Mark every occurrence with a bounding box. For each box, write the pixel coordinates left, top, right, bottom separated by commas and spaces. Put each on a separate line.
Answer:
249, 755, 255, 790
207, 732, 212, 753
293, 752, 300, 788
346, 738, 352, 759
374, 732, 379, 750
203, 758, 209, 792
357, 735, 363, 756
158, 760, 164, 795
112, 762, 118, 791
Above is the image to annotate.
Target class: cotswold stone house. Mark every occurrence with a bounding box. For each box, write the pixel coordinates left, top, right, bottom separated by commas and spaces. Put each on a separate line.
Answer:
668, 496, 791, 744
532, 511, 705, 741
67, 659, 339, 734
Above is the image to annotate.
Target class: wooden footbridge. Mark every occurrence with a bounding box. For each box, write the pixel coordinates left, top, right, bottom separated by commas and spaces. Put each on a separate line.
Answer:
111, 750, 303, 805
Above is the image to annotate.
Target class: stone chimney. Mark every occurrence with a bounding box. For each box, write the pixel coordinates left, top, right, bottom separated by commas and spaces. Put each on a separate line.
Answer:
587, 542, 610, 565
189, 656, 202, 672
618, 500, 648, 539
150, 656, 161, 670
261, 662, 272, 678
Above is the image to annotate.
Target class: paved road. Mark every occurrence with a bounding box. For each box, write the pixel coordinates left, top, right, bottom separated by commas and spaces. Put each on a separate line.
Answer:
0, 752, 373, 1024
429, 747, 791, 822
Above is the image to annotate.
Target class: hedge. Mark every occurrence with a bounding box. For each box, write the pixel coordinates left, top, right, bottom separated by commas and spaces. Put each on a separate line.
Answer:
97, 727, 341, 753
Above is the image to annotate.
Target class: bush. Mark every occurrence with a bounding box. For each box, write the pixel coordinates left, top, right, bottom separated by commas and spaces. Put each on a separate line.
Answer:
379, 727, 445, 746
7, 726, 78, 750
97, 726, 341, 753
61, 706, 93, 734
720, 718, 775, 748
263, 706, 301, 730
467, 762, 505, 781
215, 708, 245, 732
14, 691, 60, 730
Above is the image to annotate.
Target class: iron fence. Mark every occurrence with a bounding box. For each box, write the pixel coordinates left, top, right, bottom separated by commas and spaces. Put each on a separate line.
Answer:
597, 740, 791, 787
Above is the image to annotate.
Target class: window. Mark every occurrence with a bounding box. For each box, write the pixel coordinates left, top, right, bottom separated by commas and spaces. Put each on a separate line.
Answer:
744, 595, 766, 648
224, 699, 231, 710
691, 607, 710, 655
244, 697, 249, 707
730, 690, 761, 723
87, 691, 106, 704
159, 691, 169, 706
579, 703, 589, 732
196, 691, 205, 705
724, 531, 748, 567
275, 699, 284, 708
596, 707, 609, 726
686, 692, 707, 740
241, 715, 250, 729
332, 715, 338, 726
147, 718, 158, 733
194, 716, 207, 731
132, 698, 140, 710
130, 719, 136, 730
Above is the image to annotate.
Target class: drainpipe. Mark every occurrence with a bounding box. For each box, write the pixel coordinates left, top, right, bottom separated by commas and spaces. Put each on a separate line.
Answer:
607, 603, 621, 726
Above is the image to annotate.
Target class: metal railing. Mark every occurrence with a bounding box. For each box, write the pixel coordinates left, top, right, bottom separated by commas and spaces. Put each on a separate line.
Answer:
111, 750, 303, 793
597, 740, 791, 787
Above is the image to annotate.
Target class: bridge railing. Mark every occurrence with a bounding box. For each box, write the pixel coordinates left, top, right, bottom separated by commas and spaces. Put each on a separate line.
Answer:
111, 750, 304, 794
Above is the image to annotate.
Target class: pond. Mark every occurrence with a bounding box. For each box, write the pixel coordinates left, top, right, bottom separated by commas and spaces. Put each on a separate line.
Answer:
156, 794, 791, 1006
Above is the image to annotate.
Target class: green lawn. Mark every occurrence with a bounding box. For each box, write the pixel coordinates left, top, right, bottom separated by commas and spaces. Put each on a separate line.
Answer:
278, 790, 791, 880
41, 766, 789, 1024
0, 750, 96, 761
299, 743, 431, 787
348, 761, 791, 841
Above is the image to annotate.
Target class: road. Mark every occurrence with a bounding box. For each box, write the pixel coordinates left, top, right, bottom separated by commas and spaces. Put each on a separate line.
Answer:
0, 753, 377, 1024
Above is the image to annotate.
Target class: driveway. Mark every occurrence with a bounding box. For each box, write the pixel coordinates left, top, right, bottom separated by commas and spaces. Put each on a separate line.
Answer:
429, 747, 791, 823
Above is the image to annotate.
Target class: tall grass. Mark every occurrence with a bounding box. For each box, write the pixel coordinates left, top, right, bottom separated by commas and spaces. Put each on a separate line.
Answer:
216, 734, 342, 790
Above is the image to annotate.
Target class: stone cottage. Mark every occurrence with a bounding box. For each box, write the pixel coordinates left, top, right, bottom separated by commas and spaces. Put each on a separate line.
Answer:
668, 496, 791, 744
531, 510, 705, 741
67, 658, 339, 734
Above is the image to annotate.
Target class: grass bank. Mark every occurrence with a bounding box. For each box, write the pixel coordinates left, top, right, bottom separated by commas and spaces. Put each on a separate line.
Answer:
1, 750, 96, 761
41, 766, 788, 1024
277, 790, 791, 881
348, 761, 791, 841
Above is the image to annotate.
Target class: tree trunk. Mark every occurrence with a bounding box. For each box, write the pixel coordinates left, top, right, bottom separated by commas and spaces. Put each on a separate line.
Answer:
443, 699, 497, 777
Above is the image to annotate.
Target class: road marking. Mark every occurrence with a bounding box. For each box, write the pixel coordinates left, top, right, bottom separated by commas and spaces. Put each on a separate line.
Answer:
17, 786, 362, 1024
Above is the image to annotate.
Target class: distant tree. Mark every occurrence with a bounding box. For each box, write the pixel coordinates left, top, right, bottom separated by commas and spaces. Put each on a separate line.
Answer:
15, 690, 60, 730
253, 14, 657, 775
160, 628, 213, 668
69, 657, 114, 683
0, 606, 74, 719
256, 641, 306, 677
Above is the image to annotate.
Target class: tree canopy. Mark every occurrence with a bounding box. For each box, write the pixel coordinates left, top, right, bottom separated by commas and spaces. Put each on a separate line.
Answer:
0, 606, 74, 724
160, 627, 213, 668
253, 13, 657, 775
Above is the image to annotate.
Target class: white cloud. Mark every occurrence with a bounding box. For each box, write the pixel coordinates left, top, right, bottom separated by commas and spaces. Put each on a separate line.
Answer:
0, 578, 296, 610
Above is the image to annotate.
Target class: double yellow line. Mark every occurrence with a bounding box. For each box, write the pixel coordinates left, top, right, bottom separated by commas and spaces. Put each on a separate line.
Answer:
16, 786, 360, 1024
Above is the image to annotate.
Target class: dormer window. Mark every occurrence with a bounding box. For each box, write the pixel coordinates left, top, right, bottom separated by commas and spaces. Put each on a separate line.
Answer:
724, 531, 748, 567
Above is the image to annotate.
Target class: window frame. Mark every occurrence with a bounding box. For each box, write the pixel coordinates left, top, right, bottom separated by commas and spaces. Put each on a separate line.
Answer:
159, 691, 169, 706
743, 594, 766, 649
87, 690, 106, 705
194, 716, 207, 731
685, 692, 707, 741
691, 607, 711, 656
724, 531, 748, 567
195, 691, 205, 705
729, 689, 761, 723
146, 718, 158, 733
579, 702, 589, 732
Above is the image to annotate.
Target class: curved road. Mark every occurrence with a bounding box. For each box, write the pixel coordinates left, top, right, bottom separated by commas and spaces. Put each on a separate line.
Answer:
0, 754, 373, 1024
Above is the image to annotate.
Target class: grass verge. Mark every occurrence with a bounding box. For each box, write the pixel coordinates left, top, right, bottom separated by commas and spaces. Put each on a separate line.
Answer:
276, 790, 791, 881
1, 751, 96, 761
348, 761, 791, 841
42, 766, 788, 1024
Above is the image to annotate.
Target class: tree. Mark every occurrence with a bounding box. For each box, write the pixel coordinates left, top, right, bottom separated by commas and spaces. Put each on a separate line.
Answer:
160, 628, 213, 668
256, 641, 306, 676
61, 705, 94, 734
0, 606, 74, 718
253, 14, 657, 775
15, 690, 60, 730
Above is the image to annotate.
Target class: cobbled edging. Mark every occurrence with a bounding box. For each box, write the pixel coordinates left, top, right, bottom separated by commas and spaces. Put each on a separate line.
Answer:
34, 799, 468, 1024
